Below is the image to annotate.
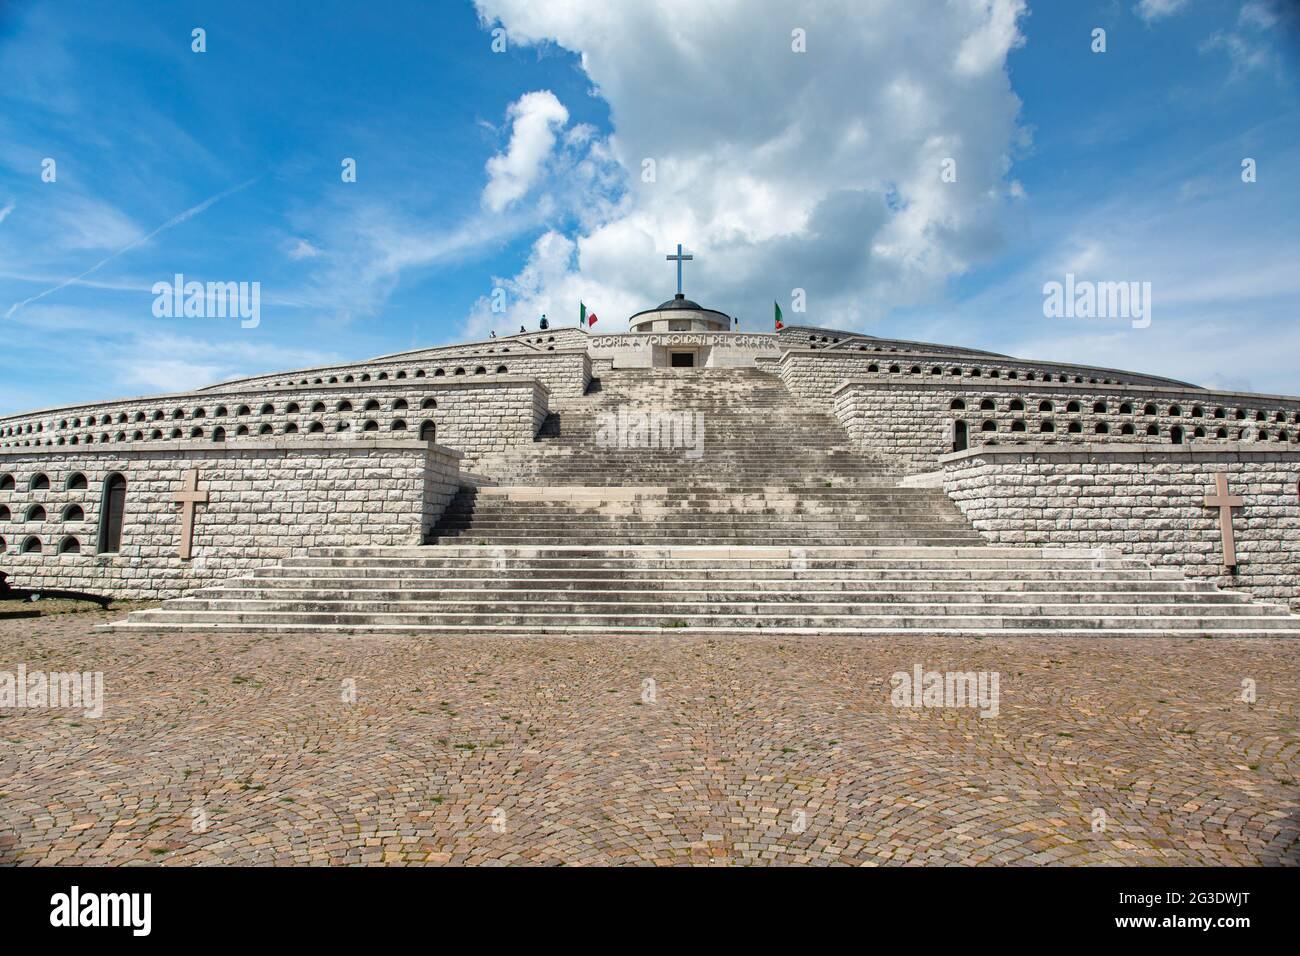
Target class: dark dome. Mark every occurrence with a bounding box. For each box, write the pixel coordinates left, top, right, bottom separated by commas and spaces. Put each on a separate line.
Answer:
628, 291, 731, 329
653, 293, 704, 311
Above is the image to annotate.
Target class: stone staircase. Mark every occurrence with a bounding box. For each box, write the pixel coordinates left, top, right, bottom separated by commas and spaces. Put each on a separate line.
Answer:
435, 367, 978, 546
476, 367, 899, 486
108, 366, 1300, 636
427, 485, 983, 546
107, 545, 1300, 636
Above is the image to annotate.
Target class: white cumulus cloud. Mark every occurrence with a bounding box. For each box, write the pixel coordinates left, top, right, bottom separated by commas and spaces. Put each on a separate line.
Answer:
482, 90, 571, 213
471, 0, 1029, 334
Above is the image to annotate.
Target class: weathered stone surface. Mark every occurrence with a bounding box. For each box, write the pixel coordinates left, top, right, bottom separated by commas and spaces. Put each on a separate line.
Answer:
831, 379, 1300, 474
2, 322, 1298, 616
0, 440, 460, 599
942, 444, 1300, 608
0, 378, 551, 465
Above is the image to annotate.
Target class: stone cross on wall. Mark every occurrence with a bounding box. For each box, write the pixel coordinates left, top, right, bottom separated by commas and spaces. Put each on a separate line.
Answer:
172, 468, 209, 561
1202, 471, 1244, 569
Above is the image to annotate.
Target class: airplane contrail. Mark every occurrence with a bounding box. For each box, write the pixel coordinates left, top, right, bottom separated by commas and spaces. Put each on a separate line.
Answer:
4, 177, 259, 319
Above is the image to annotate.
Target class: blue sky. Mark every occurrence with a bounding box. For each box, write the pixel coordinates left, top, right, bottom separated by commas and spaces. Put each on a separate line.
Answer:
0, 0, 1297, 415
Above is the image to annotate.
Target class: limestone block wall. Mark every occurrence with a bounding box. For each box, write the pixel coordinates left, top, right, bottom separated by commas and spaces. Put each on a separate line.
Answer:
0, 378, 551, 466
834, 381, 1300, 473
940, 444, 1300, 608
777, 326, 1004, 358
779, 349, 1199, 409
210, 347, 590, 400
0, 439, 461, 600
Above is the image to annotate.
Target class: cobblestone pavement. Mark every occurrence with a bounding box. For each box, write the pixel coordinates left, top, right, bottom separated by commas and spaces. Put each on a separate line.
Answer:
1, 611, 1296, 865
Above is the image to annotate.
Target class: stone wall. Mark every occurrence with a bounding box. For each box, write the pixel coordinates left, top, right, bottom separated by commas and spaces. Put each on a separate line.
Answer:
207, 347, 590, 400
940, 443, 1300, 608
779, 349, 1201, 409
835, 380, 1300, 473
777, 326, 1005, 358
0, 439, 461, 600
1, 378, 551, 466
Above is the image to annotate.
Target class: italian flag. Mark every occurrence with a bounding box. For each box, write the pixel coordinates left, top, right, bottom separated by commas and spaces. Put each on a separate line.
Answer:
580, 301, 598, 329
774, 301, 783, 330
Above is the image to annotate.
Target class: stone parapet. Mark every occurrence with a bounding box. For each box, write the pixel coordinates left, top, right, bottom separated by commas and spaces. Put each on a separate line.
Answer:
780, 349, 1203, 410
0, 439, 461, 600
833, 379, 1300, 473
200, 340, 589, 395
0, 378, 550, 465
939, 443, 1300, 607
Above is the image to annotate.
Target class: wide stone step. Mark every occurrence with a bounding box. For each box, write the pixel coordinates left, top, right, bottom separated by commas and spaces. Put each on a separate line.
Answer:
452, 490, 952, 498
251, 569, 1187, 587
281, 554, 1154, 570
522, 442, 884, 449
430, 529, 984, 537
181, 594, 1270, 614
492, 468, 899, 475
438, 504, 968, 512
530, 443, 879, 450
450, 494, 951, 503
437, 522, 980, 531
484, 455, 894, 463
504, 463, 894, 465
102, 621, 1300, 637
500, 449, 892, 456
523, 464, 892, 469
517, 453, 890, 458
307, 545, 1107, 558
251, 569, 1185, 588
438, 499, 969, 510
434, 511, 968, 521
500, 475, 903, 481
533, 434, 873, 439
115, 539, 1298, 635
432, 520, 974, 531
430, 472, 976, 545
432, 515, 974, 526
430, 536, 988, 546
114, 609, 1300, 630
207, 575, 1222, 594
509, 458, 893, 463
447, 492, 957, 502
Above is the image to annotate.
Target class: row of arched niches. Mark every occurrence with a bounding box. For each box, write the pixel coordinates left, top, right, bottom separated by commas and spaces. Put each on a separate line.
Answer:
0, 470, 125, 557
1, 397, 440, 448
948, 396, 1300, 448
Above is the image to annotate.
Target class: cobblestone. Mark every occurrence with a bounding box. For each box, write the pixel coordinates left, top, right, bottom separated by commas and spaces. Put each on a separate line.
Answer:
1, 612, 1295, 866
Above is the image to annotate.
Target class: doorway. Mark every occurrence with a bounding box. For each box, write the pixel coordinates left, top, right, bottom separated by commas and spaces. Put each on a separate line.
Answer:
669, 351, 695, 368
952, 420, 968, 453
98, 473, 127, 553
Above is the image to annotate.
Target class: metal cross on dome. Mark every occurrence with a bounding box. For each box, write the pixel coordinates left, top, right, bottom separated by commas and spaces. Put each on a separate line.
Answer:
666, 243, 693, 296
